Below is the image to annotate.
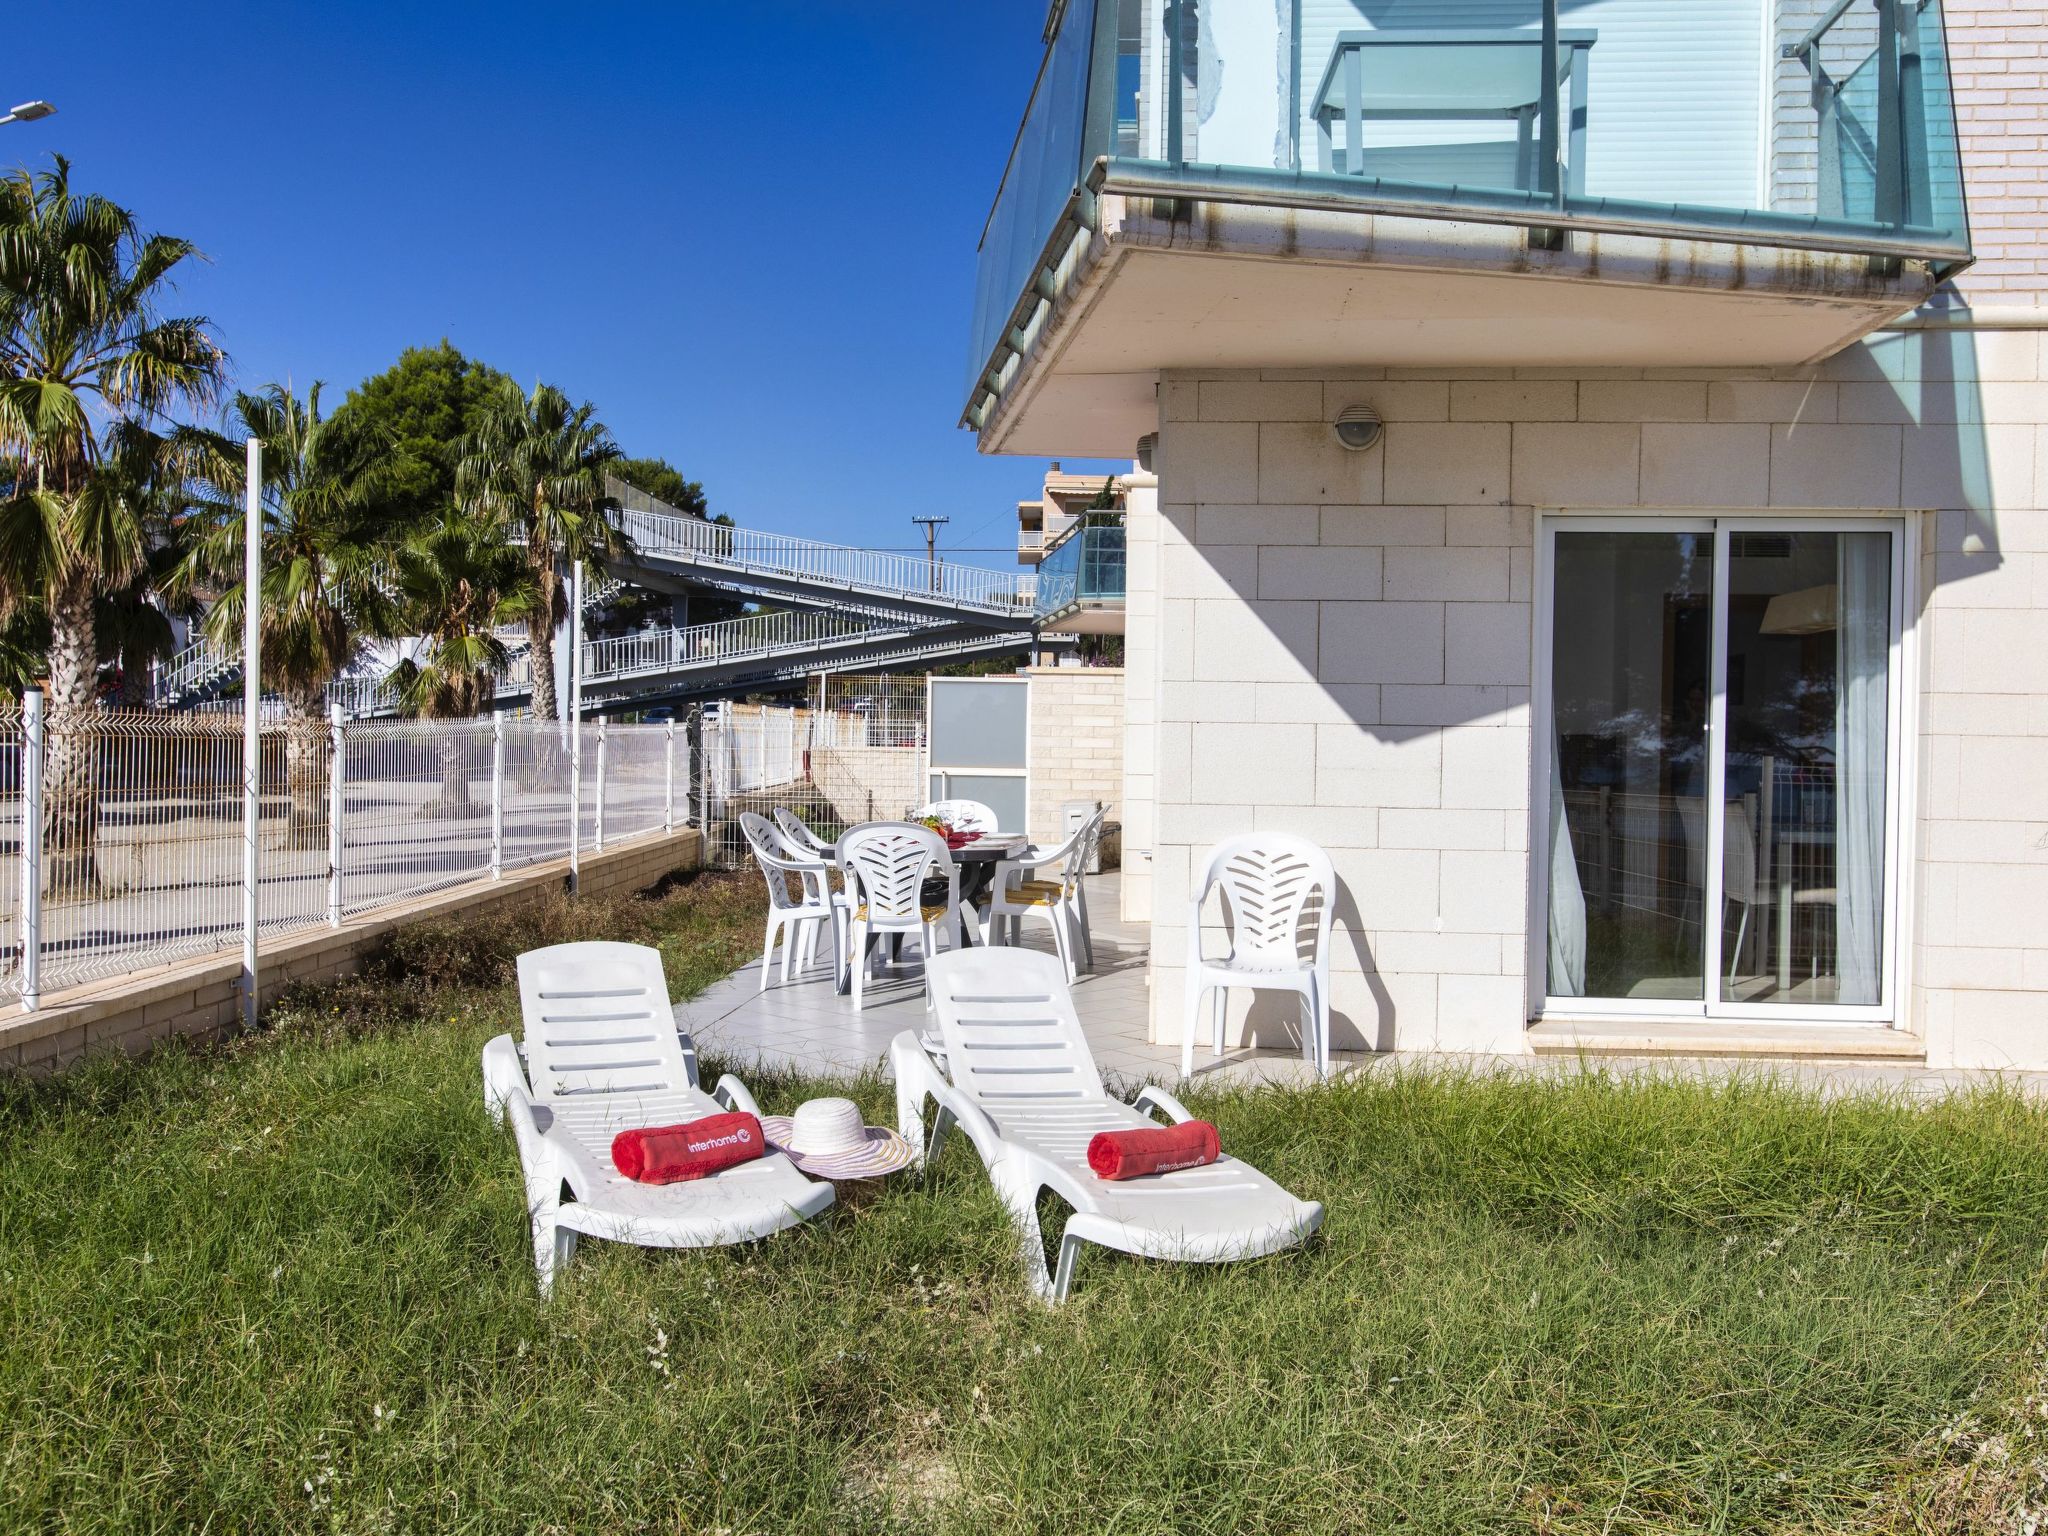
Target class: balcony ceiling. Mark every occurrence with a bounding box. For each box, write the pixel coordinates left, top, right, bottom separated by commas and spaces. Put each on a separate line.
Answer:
979, 194, 1946, 459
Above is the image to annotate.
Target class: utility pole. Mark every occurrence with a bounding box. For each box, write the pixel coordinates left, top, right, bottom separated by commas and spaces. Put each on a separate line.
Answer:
911, 516, 950, 592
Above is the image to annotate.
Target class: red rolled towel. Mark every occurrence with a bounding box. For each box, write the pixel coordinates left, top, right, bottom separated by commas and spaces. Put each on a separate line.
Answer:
611, 1112, 766, 1184
1087, 1120, 1221, 1181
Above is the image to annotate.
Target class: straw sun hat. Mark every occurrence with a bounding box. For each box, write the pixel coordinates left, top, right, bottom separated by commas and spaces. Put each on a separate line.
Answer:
759, 1097, 915, 1180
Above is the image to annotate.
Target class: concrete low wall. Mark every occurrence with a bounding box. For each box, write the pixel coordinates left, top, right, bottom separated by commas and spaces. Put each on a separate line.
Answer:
0, 827, 704, 1077
812, 743, 921, 826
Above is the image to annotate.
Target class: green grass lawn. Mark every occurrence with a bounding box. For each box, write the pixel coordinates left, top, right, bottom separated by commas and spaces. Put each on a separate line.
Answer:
4, 870, 2047, 1534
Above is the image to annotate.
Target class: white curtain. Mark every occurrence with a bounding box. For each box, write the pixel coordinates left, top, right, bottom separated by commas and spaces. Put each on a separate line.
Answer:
1547, 727, 1587, 997
1834, 534, 1889, 1006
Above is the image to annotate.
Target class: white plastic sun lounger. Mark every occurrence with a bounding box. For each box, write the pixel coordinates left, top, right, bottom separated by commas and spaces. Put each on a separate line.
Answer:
891, 947, 1323, 1303
482, 940, 834, 1295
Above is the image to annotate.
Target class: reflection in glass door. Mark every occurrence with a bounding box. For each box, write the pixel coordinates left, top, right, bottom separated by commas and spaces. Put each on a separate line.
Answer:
1546, 529, 1713, 1000
1544, 522, 1898, 1016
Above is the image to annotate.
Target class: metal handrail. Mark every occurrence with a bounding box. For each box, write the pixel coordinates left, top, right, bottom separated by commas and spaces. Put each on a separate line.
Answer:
579, 610, 895, 683
614, 505, 1036, 617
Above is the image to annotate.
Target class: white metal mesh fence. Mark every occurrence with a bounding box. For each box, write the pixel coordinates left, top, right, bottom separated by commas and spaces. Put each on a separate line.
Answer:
338, 718, 499, 918
695, 677, 929, 867
21, 711, 332, 999
591, 722, 675, 851
0, 706, 684, 1008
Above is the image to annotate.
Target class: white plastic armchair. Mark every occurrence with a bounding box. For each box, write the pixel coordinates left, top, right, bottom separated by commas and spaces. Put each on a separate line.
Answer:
738, 811, 837, 990
891, 946, 1322, 1303
482, 941, 834, 1296
1184, 834, 1338, 1079
838, 821, 962, 1009
772, 805, 837, 860
987, 804, 1103, 979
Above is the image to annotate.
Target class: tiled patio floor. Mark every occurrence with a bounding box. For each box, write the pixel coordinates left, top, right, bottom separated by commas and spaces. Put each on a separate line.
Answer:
676, 875, 1331, 1090
678, 874, 2048, 1100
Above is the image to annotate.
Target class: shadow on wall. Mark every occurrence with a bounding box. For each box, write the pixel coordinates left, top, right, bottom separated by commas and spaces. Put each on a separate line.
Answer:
1174, 307, 1998, 1053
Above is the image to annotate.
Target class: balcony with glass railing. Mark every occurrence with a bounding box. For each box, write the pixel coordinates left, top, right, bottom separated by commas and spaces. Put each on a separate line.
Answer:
966, 0, 1971, 448
1034, 520, 1127, 633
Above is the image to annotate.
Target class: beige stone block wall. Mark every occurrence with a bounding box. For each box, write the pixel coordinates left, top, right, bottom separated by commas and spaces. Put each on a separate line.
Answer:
1121, 472, 1163, 921
1024, 666, 1124, 850
1145, 333, 2048, 1067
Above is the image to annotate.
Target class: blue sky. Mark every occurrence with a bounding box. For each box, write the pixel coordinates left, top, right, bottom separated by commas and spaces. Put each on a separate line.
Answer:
14, 1, 1113, 559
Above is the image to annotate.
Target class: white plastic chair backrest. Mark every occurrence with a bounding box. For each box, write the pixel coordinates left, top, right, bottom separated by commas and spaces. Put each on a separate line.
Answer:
918, 799, 997, 834
515, 941, 687, 1100
840, 822, 952, 925
927, 946, 1107, 1108
772, 805, 834, 858
738, 811, 812, 911
1011, 813, 1086, 887
1195, 834, 1336, 969
1065, 803, 1108, 884
1675, 797, 1759, 906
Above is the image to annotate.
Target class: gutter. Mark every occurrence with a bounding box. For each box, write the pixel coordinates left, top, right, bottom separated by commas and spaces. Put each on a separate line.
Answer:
1095, 159, 1973, 271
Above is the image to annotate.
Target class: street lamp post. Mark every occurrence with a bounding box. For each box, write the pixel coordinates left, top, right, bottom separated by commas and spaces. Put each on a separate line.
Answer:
0, 101, 56, 127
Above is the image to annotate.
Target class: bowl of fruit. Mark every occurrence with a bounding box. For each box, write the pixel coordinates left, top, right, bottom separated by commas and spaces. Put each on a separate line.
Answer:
917, 814, 979, 850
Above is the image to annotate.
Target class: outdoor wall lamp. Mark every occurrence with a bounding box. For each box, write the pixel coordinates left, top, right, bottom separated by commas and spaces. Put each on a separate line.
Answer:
1331, 403, 1383, 452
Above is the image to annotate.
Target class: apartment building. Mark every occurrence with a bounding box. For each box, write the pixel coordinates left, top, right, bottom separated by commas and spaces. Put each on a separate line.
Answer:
964, 0, 2048, 1069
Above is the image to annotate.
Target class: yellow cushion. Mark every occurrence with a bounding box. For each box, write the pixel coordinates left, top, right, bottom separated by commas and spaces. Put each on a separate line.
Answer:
855, 902, 951, 922
1009, 879, 1068, 906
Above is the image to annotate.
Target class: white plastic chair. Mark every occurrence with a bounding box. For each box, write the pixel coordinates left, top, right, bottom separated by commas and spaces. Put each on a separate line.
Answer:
987, 804, 1104, 980
772, 805, 837, 860
738, 811, 837, 990
916, 798, 998, 833
482, 941, 834, 1295
891, 947, 1323, 1303
838, 821, 963, 1010
1184, 834, 1337, 1079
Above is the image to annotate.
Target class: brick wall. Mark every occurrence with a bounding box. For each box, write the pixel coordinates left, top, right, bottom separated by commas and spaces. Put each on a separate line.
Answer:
1942, 1, 2048, 304
1025, 667, 1124, 849
1771, 2, 2041, 306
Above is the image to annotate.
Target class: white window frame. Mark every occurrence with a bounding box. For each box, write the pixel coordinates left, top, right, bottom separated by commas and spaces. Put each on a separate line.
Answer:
924, 675, 1032, 832
1528, 510, 1915, 1028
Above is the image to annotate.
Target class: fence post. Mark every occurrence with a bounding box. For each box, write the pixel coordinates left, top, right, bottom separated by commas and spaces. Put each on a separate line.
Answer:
686, 706, 705, 829
663, 718, 676, 835
240, 436, 262, 1034
327, 703, 345, 927
490, 710, 505, 879
568, 560, 583, 894
593, 717, 607, 854
19, 688, 42, 1011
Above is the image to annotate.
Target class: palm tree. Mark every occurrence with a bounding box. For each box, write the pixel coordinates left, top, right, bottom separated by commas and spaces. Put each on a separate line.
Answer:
0, 157, 226, 886
171, 382, 399, 843
99, 571, 181, 711
455, 380, 623, 749
384, 508, 532, 815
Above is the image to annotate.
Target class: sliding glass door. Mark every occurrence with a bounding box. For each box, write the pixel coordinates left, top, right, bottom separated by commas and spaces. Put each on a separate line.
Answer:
1540, 519, 1902, 1020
